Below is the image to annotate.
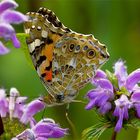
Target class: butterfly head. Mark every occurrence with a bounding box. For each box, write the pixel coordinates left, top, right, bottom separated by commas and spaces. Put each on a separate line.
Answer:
41, 92, 76, 106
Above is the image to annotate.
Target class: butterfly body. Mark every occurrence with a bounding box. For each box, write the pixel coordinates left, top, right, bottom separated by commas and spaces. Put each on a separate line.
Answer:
24, 7, 109, 106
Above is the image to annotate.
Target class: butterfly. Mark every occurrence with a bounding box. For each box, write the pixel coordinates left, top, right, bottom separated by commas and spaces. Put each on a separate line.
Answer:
24, 7, 109, 106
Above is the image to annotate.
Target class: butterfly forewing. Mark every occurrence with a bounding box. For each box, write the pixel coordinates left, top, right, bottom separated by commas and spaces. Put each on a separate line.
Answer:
37, 7, 72, 33
24, 7, 109, 106
24, 10, 66, 92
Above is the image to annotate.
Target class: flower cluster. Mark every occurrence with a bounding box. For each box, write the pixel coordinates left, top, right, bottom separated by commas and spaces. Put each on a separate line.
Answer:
0, 87, 67, 139
0, 0, 27, 55
86, 60, 140, 132
12, 118, 68, 140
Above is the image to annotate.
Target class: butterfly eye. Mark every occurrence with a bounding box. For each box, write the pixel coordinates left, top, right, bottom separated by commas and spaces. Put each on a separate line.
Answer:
87, 49, 96, 59
69, 44, 75, 52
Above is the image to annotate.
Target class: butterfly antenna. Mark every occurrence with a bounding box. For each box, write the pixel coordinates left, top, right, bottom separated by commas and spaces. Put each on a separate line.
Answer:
65, 104, 78, 140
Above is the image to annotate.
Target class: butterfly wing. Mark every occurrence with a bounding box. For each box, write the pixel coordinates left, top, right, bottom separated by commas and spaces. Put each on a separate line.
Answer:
24, 7, 109, 105
51, 32, 109, 103
24, 8, 70, 98
37, 7, 72, 33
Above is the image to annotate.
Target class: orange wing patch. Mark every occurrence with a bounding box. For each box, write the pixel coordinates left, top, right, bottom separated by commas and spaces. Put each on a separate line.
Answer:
39, 33, 62, 82
39, 44, 53, 82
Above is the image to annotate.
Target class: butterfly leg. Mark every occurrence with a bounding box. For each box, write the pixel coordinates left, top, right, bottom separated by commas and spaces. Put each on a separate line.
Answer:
72, 99, 86, 104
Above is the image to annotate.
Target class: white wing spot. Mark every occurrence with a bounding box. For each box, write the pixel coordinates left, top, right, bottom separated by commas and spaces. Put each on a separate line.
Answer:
29, 42, 35, 53
37, 26, 42, 30
31, 25, 35, 29
34, 39, 41, 46
28, 39, 41, 53
41, 30, 48, 38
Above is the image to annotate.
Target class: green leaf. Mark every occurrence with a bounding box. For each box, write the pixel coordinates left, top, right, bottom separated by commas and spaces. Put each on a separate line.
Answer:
137, 129, 140, 140
17, 33, 34, 69
4, 33, 34, 69
128, 118, 140, 129
4, 33, 28, 48
81, 119, 111, 140
106, 70, 119, 89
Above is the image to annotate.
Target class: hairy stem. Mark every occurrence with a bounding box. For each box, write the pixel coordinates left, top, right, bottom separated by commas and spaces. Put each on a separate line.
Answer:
111, 131, 117, 140
66, 104, 78, 140
66, 112, 78, 140
0, 115, 4, 136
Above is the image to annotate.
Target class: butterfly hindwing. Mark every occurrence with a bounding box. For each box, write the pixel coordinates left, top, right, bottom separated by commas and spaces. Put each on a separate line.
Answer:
52, 33, 109, 101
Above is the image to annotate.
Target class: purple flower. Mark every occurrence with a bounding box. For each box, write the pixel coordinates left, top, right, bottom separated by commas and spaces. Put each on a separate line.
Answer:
86, 78, 114, 114
113, 95, 131, 132
86, 60, 140, 132
0, 87, 67, 139
0, 87, 44, 129
0, 42, 9, 54
0, 0, 27, 55
0, 88, 8, 117
9, 87, 25, 119
126, 69, 140, 91
0, 87, 28, 120
131, 91, 140, 117
13, 118, 68, 140
114, 60, 128, 87
20, 99, 45, 124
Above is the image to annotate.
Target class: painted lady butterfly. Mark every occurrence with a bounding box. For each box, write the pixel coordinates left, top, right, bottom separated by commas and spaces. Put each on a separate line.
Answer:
24, 7, 109, 106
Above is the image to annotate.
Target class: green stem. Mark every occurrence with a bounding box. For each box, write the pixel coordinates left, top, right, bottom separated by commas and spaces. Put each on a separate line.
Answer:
111, 131, 117, 140
66, 112, 78, 140
66, 104, 78, 139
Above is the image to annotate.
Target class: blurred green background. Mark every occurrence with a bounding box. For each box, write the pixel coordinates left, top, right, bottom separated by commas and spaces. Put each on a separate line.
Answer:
1, 0, 140, 139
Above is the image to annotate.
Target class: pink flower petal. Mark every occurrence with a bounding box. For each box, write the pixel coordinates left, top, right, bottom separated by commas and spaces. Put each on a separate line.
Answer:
0, 41, 9, 55
0, 0, 18, 14
1, 10, 27, 24
126, 69, 140, 91
20, 99, 45, 124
